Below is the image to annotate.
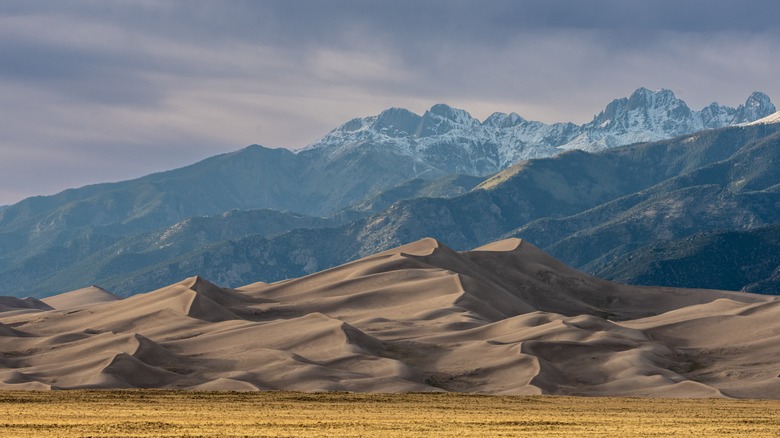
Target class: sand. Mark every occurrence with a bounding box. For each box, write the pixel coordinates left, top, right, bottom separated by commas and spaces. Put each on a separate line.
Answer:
1, 237, 778, 398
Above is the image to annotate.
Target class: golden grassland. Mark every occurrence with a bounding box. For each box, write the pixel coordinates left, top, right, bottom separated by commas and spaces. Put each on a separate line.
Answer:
0, 391, 779, 437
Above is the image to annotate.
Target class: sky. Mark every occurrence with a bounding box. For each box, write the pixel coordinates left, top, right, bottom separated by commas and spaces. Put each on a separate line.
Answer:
1, 0, 780, 205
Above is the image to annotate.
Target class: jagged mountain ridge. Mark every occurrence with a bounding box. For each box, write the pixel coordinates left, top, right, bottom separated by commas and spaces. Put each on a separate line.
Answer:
303, 88, 775, 175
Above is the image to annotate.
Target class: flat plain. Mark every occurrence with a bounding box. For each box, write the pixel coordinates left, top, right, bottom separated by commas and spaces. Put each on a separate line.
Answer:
1, 391, 779, 437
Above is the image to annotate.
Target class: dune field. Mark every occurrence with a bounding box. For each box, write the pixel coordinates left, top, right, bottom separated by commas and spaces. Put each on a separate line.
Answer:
1, 238, 779, 398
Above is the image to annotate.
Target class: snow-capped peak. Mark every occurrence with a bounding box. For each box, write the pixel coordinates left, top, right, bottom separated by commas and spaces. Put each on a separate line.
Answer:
427, 104, 478, 125
734, 92, 776, 123
746, 91, 772, 109
372, 107, 422, 138
483, 112, 526, 128
298, 88, 775, 176
577, 88, 696, 148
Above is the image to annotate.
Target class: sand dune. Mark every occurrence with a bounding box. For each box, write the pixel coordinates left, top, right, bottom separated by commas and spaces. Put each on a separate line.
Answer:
0, 296, 52, 314
40, 285, 118, 310
1, 237, 778, 398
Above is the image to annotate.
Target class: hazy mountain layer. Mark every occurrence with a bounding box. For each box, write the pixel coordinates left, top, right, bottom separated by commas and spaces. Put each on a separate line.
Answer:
344, 174, 486, 215
595, 224, 780, 294
0, 209, 347, 297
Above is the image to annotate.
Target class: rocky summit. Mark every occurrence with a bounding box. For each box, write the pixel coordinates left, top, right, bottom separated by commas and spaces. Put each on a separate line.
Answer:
303, 88, 776, 175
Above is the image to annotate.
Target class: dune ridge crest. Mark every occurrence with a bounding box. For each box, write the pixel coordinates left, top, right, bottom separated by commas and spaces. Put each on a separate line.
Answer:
1, 237, 779, 398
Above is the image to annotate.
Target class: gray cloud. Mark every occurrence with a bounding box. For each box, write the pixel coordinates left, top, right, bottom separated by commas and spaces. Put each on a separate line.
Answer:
1, 0, 779, 205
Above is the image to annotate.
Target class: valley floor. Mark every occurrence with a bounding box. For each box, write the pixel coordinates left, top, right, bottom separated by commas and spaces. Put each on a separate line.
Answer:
1, 390, 778, 437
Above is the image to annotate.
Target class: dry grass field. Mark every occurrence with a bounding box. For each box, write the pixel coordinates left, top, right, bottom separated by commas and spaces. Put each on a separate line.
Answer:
0, 391, 779, 437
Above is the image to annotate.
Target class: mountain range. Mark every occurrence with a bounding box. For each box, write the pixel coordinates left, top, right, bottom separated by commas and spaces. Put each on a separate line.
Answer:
305, 88, 775, 174
0, 87, 778, 297
73, 121, 777, 296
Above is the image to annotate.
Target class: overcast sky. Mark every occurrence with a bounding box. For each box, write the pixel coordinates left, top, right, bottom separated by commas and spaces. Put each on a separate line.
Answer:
2, 0, 780, 205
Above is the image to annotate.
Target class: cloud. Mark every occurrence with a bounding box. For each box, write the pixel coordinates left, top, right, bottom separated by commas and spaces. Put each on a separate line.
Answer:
0, 0, 779, 204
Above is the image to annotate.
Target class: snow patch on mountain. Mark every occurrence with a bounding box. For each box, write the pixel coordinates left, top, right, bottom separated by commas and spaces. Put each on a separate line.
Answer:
744, 110, 780, 126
